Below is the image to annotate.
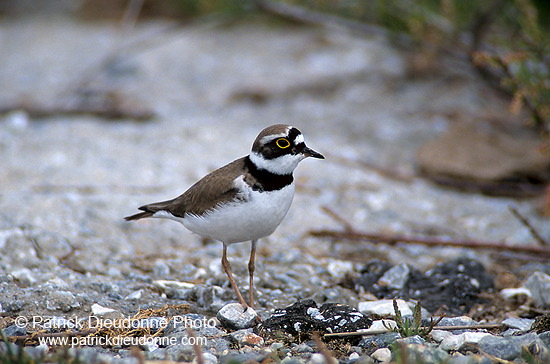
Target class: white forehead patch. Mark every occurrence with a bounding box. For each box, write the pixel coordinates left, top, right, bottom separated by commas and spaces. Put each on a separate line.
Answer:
294, 133, 304, 144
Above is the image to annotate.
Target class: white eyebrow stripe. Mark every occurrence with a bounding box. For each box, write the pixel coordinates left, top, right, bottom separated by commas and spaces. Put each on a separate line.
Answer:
260, 129, 304, 145
260, 131, 289, 144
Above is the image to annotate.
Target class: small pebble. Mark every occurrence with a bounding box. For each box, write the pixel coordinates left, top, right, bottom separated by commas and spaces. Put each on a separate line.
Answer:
401, 344, 449, 363
125, 289, 143, 300
500, 287, 531, 301
327, 260, 354, 278
5, 110, 30, 131
217, 303, 258, 330
377, 263, 411, 290
10, 268, 36, 286
90, 303, 123, 319
200, 352, 218, 364
3, 324, 27, 337
436, 316, 477, 333
371, 347, 391, 362
430, 329, 453, 343
364, 319, 396, 333
439, 332, 492, 351
294, 343, 314, 353
358, 299, 413, 316
502, 317, 534, 333
153, 261, 170, 276
524, 272, 550, 308
309, 353, 326, 364
46, 291, 80, 312
230, 328, 264, 346
396, 335, 425, 345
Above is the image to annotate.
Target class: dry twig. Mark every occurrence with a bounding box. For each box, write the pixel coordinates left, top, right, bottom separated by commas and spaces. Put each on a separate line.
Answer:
321, 205, 354, 232
254, 0, 389, 38
324, 323, 502, 338
508, 206, 548, 246
309, 229, 550, 258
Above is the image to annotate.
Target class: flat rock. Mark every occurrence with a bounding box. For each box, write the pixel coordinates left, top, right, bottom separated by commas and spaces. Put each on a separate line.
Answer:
217, 303, 258, 330
439, 332, 492, 351
417, 122, 550, 194
478, 333, 544, 361
356, 258, 494, 316
502, 317, 534, 334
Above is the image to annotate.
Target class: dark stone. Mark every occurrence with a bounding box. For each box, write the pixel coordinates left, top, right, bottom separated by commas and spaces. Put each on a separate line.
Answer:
395, 344, 449, 364
257, 300, 372, 344
396, 335, 425, 345
478, 333, 544, 361
3, 324, 27, 337
355, 260, 393, 290
354, 258, 494, 315
532, 313, 550, 333
358, 332, 401, 355
219, 352, 268, 364
539, 331, 550, 348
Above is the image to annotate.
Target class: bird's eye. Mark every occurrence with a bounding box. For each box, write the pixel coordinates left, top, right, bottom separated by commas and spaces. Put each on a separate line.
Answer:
276, 138, 291, 149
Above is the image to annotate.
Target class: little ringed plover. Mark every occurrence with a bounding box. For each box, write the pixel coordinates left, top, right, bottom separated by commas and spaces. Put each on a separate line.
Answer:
125, 124, 324, 308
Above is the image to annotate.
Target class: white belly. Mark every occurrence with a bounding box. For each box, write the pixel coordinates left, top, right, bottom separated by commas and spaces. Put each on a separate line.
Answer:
171, 183, 295, 244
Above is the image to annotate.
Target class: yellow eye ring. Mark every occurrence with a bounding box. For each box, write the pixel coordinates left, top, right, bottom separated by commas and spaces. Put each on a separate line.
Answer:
276, 138, 291, 149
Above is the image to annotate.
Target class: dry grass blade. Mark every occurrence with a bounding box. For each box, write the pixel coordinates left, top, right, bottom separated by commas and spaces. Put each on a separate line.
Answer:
312, 332, 337, 364
186, 327, 204, 364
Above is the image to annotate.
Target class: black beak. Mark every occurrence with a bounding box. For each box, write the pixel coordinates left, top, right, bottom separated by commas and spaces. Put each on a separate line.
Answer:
303, 146, 324, 159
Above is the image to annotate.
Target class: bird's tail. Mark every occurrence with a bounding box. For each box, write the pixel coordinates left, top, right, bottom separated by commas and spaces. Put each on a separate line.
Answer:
125, 198, 177, 221
124, 210, 154, 221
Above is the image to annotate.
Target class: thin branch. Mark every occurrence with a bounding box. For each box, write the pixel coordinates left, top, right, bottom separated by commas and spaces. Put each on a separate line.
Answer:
321, 205, 354, 232
255, 0, 470, 62
0, 98, 154, 121
324, 323, 502, 338
120, 0, 145, 31
508, 206, 548, 246
309, 229, 550, 258
254, 0, 390, 38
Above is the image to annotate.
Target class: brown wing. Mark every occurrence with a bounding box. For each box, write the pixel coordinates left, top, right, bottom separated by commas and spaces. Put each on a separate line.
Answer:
124, 157, 247, 220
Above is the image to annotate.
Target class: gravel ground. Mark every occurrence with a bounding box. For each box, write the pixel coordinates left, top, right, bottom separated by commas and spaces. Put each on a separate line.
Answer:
1, 15, 550, 363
